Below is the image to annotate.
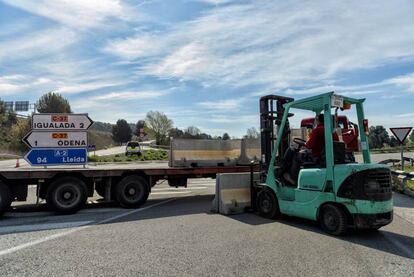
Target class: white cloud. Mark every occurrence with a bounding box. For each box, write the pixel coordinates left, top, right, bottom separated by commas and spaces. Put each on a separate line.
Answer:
197, 97, 245, 111
384, 73, 414, 93
103, 34, 171, 60
195, 0, 234, 5
148, 43, 214, 80
209, 114, 257, 124
0, 75, 53, 96
91, 91, 165, 101
58, 82, 123, 94
0, 28, 77, 61
395, 112, 414, 118
105, 1, 414, 91
1, 0, 131, 29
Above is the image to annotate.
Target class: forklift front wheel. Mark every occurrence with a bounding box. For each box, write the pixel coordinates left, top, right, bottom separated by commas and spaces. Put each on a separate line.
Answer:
319, 204, 347, 236
257, 188, 280, 219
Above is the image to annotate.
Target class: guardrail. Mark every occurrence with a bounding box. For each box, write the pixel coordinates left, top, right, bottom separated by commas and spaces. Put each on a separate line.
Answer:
379, 158, 414, 197
390, 170, 414, 198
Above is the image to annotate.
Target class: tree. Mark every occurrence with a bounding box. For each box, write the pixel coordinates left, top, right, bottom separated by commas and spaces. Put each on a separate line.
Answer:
134, 120, 146, 136
168, 127, 184, 139
245, 127, 259, 139
389, 136, 399, 147
410, 130, 414, 144
368, 126, 390, 149
112, 119, 132, 144
0, 99, 6, 125
0, 99, 17, 127
10, 118, 31, 152
36, 92, 72, 113
145, 111, 173, 145
185, 126, 201, 137
222, 133, 230, 140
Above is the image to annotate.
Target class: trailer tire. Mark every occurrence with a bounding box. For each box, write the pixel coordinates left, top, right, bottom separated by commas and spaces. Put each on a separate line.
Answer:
0, 181, 12, 216
257, 187, 279, 219
46, 177, 87, 214
320, 204, 347, 236
115, 175, 149, 208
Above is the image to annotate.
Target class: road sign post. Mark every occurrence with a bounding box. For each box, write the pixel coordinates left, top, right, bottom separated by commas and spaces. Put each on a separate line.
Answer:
23, 113, 94, 167
390, 127, 413, 171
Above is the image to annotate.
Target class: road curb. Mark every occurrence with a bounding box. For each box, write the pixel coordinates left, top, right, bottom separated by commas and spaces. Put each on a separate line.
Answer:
403, 188, 414, 198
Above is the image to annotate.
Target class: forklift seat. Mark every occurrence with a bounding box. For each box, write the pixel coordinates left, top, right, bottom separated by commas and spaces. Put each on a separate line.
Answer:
318, 141, 346, 167
333, 141, 346, 164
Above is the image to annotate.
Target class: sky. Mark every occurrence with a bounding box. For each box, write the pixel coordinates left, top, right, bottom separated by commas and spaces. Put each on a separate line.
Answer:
1, 0, 414, 137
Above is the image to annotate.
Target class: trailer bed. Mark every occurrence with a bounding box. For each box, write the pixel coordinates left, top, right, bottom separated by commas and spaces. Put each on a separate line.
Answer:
0, 162, 258, 215
0, 162, 256, 179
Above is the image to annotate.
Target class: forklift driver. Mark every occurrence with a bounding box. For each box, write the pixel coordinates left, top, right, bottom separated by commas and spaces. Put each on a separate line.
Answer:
304, 113, 339, 160
282, 113, 338, 186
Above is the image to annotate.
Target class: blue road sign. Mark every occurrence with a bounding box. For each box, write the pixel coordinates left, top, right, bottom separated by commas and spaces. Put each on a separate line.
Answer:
24, 148, 87, 166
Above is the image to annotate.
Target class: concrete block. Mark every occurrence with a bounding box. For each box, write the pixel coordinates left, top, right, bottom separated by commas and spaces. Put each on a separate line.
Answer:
212, 172, 259, 215
169, 138, 260, 167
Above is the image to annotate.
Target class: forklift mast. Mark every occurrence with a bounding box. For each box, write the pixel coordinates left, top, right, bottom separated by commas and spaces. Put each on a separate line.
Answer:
259, 95, 294, 181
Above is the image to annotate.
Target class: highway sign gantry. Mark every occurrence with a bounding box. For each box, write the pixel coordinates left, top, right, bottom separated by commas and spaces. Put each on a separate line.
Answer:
23, 131, 88, 148
32, 113, 94, 130
24, 148, 87, 166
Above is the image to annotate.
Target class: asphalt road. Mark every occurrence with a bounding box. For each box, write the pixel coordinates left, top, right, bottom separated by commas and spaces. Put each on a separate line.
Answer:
0, 179, 413, 276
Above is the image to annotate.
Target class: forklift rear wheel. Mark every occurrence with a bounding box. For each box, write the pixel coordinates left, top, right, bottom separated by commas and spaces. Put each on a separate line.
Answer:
46, 176, 88, 214
320, 204, 347, 236
257, 188, 280, 219
0, 181, 12, 216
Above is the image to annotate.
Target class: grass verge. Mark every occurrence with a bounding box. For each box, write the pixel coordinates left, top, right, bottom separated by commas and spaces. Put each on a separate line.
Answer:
88, 149, 168, 163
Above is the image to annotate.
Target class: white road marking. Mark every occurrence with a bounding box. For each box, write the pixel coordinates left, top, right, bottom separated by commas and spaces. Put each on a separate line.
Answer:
0, 198, 175, 257
79, 208, 124, 214
152, 186, 207, 191
4, 211, 53, 218
0, 226, 90, 256
0, 221, 92, 235
97, 198, 176, 224
151, 191, 191, 195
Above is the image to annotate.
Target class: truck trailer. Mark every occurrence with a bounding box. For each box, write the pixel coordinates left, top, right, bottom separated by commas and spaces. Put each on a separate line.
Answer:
0, 140, 260, 216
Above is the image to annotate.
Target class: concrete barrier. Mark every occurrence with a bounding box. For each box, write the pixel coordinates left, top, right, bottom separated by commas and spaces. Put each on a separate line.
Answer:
169, 138, 260, 167
211, 172, 260, 215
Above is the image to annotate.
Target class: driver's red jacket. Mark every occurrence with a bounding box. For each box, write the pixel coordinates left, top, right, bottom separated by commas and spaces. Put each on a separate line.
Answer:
305, 124, 339, 158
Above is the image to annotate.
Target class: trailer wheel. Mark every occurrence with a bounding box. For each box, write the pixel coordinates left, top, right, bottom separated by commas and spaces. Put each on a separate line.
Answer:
257, 187, 279, 219
46, 177, 87, 214
320, 204, 347, 236
115, 175, 149, 208
0, 181, 12, 216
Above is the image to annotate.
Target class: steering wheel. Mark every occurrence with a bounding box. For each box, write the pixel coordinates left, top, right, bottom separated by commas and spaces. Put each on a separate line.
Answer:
293, 138, 306, 147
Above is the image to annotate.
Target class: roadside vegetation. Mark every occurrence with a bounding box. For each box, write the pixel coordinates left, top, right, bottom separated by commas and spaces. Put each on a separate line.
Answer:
88, 150, 169, 163
390, 164, 414, 192
368, 125, 414, 153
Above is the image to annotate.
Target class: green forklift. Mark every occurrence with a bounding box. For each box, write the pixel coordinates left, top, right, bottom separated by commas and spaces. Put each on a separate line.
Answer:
255, 92, 393, 235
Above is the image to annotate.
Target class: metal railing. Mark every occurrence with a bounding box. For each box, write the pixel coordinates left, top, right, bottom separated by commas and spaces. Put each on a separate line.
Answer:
379, 158, 414, 197
390, 170, 414, 197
